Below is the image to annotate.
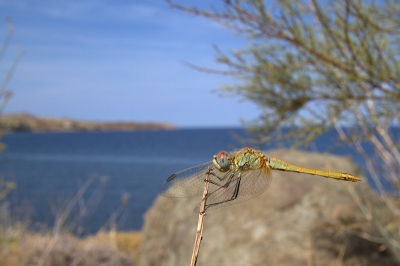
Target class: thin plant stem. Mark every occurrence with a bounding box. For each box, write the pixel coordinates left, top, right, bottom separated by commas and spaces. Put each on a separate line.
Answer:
190, 167, 211, 266
36, 176, 97, 266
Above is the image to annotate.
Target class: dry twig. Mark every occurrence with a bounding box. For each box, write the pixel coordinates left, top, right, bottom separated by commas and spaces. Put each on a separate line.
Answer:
190, 167, 211, 266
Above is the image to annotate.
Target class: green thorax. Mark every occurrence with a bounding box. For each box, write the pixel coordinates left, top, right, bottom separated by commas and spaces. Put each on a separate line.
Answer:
233, 149, 264, 171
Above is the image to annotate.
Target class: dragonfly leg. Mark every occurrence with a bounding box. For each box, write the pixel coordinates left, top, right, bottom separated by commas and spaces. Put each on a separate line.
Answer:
205, 178, 241, 210
209, 170, 233, 182
205, 171, 235, 187
230, 178, 241, 200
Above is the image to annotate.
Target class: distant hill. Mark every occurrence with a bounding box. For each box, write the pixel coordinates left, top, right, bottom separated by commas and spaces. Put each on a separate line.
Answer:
0, 113, 176, 132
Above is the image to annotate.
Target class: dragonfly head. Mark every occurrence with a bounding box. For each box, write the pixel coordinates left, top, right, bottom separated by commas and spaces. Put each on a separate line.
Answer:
212, 150, 231, 172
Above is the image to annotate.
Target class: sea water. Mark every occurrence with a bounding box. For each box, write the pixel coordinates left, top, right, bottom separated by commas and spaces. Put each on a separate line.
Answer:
0, 128, 381, 234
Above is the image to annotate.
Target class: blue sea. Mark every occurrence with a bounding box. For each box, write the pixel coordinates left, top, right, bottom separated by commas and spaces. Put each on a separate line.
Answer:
0, 128, 379, 234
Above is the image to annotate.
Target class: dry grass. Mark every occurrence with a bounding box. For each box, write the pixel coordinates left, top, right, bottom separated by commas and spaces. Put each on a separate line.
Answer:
0, 225, 142, 266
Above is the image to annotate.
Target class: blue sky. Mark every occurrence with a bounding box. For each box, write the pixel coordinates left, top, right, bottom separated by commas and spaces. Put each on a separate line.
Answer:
0, 0, 260, 127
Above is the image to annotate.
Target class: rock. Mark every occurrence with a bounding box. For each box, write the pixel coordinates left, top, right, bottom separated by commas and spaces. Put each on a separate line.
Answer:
139, 149, 397, 266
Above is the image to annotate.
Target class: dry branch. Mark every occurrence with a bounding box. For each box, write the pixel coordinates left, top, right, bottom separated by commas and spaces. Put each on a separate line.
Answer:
190, 167, 211, 266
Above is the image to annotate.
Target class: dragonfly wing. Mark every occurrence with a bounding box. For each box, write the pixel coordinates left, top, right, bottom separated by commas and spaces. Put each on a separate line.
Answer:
160, 162, 213, 197
194, 167, 272, 212
234, 168, 272, 197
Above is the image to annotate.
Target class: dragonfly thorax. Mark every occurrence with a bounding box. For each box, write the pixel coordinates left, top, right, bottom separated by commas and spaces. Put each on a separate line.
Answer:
212, 151, 231, 172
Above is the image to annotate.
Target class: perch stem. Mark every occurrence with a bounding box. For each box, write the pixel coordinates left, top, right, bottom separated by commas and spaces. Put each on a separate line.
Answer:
190, 167, 211, 266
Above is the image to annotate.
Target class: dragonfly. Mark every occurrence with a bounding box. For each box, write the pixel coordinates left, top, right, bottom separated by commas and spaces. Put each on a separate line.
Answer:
160, 147, 362, 212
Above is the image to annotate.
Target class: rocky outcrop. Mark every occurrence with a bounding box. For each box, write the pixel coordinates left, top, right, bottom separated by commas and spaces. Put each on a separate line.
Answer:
139, 149, 397, 266
0, 113, 175, 132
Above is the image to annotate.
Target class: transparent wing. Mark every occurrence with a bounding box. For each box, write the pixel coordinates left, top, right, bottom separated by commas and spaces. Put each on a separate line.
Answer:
160, 162, 214, 197
194, 167, 272, 212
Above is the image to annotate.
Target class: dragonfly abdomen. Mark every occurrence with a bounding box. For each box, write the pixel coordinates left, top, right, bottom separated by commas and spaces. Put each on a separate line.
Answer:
267, 158, 361, 182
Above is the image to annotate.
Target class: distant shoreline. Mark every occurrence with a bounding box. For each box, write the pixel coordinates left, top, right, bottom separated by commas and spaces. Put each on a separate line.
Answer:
0, 113, 176, 132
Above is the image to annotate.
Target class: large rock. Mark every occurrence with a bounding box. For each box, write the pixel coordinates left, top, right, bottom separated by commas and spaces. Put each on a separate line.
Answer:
139, 149, 397, 266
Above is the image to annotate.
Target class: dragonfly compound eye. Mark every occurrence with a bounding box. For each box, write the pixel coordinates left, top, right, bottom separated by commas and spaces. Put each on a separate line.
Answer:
212, 151, 230, 172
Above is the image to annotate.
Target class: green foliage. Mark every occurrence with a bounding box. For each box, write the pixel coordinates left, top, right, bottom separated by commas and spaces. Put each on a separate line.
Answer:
170, 0, 400, 144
